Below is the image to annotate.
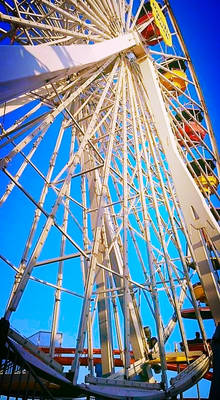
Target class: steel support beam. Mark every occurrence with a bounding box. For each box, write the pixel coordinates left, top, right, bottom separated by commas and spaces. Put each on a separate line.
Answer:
83, 148, 149, 375
86, 151, 114, 377
139, 57, 220, 323
0, 33, 138, 103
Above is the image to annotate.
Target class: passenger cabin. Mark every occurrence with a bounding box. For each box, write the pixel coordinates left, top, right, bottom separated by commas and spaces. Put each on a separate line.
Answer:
193, 282, 207, 304
137, 1, 162, 46
189, 158, 218, 195
181, 307, 212, 320
175, 108, 206, 147
189, 257, 220, 271
159, 59, 188, 92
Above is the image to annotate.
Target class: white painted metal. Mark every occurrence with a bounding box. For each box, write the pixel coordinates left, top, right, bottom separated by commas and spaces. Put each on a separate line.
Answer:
1, 1, 219, 399
0, 33, 138, 103
80, 353, 210, 399
8, 328, 63, 373
139, 57, 220, 323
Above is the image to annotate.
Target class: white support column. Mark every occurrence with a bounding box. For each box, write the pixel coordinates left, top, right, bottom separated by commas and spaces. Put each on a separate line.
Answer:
104, 212, 147, 362
84, 153, 147, 367
0, 33, 138, 103
86, 160, 114, 377
139, 57, 220, 323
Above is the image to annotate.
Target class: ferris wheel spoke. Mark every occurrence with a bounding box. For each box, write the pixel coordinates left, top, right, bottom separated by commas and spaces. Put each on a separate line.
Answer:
130, 0, 145, 29
3, 142, 58, 277
4, 182, 89, 320
0, 12, 104, 42
126, 0, 134, 30
71, 0, 113, 37
162, 92, 212, 150
52, 59, 120, 184
14, 0, 34, 44
131, 149, 191, 368
4, 121, 87, 317
2, 59, 117, 176
4, 0, 112, 41
126, 63, 172, 387
0, 111, 49, 148
127, 71, 181, 267
0, 136, 50, 206
97, 0, 119, 23
0, 121, 51, 169
71, 62, 131, 381
1, 251, 87, 299
49, 132, 75, 358
0, 1, 219, 398
42, 0, 111, 40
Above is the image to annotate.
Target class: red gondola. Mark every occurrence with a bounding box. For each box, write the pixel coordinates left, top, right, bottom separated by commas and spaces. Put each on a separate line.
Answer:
137, 2, 162, 46
175, 108, 206, 146
178, 121, 206, 147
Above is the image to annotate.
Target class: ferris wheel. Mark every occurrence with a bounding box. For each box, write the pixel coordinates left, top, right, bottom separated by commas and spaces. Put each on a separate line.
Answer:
0, 1, 219, 399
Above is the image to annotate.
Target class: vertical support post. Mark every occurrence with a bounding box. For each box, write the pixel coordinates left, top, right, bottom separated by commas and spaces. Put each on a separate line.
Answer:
138, 57, 220, 323
49, 125, 75, 357
127, 63, 168, 388
122, 67, 131, 378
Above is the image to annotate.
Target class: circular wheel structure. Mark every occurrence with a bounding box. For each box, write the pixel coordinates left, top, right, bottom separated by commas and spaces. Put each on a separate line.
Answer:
0, 1, 219, 399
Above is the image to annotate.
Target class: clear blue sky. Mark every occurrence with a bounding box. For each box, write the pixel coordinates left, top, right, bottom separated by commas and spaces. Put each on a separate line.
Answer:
0, 1, 219, 398
170, 0, 220, 149
170, 3, 219, 396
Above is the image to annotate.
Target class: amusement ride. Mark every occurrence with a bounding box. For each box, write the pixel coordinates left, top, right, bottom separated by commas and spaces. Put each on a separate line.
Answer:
0, 0, 219, 399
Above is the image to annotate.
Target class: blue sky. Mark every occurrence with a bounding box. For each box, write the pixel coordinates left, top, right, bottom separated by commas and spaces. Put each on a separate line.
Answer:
170, 0, 220, 149
157, 3, 220, 395
0, 1, 219, 398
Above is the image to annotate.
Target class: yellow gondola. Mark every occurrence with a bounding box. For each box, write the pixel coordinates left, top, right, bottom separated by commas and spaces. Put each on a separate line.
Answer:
195, 175, 218, 194
159, 59, 188, 92
193, 282, 207, 304
189, 158, 218, 195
